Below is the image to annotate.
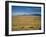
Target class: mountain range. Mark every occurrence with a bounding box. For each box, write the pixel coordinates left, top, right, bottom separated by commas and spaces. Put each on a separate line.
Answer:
17, 14, 41, 16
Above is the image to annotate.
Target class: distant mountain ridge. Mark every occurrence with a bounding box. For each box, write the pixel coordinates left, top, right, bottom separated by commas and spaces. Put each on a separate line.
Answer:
17, 14, 41, 16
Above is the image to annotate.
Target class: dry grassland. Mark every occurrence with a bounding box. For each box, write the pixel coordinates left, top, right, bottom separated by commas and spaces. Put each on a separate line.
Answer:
12, 16, 41, 31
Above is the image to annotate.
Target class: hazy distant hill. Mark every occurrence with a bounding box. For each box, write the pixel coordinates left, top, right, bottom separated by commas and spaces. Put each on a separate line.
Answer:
17, 14, 41, 16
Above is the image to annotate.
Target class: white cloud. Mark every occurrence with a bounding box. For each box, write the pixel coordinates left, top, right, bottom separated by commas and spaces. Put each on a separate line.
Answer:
12, 12, 41, 16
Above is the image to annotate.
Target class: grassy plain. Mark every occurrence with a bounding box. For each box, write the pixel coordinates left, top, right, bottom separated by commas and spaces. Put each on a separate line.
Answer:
12, 16, 41, 31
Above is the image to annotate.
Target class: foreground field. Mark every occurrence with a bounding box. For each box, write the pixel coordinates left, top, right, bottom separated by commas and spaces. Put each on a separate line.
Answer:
12, 16, 41, 31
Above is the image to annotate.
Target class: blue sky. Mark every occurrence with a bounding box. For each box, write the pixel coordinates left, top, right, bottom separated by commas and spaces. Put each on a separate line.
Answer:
12, 6, 41, 16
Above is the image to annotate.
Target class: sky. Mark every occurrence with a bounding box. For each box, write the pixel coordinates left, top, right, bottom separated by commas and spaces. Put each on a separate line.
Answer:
12, 6, 41, 16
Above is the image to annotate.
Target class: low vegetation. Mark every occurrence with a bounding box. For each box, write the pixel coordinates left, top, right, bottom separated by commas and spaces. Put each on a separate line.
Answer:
12, 16, 41, 31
